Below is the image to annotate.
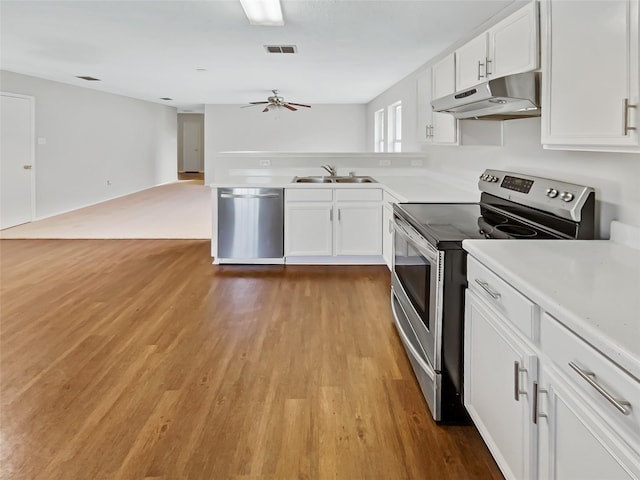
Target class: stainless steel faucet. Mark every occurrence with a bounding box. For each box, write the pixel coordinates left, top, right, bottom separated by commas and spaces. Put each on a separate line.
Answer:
321, 164, 337, 176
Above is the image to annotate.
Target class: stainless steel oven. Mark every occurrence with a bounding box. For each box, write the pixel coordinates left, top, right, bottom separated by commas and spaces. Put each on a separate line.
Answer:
391, 215, 444, 418
390, 169, 596, 424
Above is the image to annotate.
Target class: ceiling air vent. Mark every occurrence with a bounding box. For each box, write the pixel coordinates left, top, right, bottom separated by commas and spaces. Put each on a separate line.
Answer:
264, 45, 297, 54
76, 76, 101, 81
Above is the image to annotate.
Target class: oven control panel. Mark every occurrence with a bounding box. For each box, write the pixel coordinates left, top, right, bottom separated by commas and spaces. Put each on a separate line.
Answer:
478, 169, 595, 222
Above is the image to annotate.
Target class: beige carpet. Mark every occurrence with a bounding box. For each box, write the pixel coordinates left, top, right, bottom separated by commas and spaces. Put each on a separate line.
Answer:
0, 180, 211, 239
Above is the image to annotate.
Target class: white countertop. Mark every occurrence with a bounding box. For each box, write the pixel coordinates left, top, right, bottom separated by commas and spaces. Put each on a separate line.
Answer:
463, 239, 640, 381
210, 172, 480, 203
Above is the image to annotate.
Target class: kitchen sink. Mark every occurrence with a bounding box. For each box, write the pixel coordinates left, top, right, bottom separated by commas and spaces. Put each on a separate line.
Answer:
292, 176, 376, 184
334, 177, 375, 183
292, 176, 333, 183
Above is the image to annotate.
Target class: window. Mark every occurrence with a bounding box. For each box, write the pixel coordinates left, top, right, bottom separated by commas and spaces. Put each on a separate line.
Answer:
388, 101, 402, 152
374, 108, 385, 152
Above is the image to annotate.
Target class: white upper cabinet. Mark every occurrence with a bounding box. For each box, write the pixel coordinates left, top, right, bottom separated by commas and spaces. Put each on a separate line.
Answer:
456, 34, 490, 92
415, 69, 433, 142
432, 53, 456, 98
427, 54, 458, 145
541, 0, 639, 152
456, 1, 539, 92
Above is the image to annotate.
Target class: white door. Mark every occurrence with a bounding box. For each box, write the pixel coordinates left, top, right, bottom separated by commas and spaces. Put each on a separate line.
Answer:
456, 33, 488, 91
464, 290, 538, 480
284, 204, 333, 256
335, 204, 382, 256
1, 93, 35, 229
182, 115, 203, 172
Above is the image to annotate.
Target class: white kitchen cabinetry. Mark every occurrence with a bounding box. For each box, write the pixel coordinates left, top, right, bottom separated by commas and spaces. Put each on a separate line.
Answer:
465, 254, 640, 480
456, 1, 539, 92
416, 55, 458, 145
537, 366, 639, 480
382, 191, 401, 269
541, 0, 639, 152
464, 274, 538, 480
284, 188, 382, 260
285, 203, 333, 256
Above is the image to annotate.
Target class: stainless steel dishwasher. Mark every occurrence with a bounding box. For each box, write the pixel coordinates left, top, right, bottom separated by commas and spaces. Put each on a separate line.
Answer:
217, 187, 284, 262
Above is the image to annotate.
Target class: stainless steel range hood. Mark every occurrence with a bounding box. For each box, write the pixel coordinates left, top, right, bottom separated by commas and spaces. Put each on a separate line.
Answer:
431, 72, 540, 120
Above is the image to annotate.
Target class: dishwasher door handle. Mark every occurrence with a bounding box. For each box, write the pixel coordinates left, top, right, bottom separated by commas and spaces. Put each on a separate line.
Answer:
219, 193, 282, 199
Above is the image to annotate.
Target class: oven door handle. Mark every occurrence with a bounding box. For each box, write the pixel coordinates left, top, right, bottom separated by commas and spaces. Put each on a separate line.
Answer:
393, 216, 439, 261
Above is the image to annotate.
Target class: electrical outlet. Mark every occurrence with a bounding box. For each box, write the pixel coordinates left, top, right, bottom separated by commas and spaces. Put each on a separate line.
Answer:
379, 159, 391, 167
259, 159, 271, 167
411, 159, 424, 167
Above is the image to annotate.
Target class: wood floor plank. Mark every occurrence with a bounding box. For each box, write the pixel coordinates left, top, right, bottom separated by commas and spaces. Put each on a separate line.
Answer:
0, 239, 503, 480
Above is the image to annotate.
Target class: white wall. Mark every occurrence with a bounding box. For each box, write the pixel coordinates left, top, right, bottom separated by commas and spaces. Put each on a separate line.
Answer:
204, 104, 366, 180
367, 64, 640, 239
1, 70, 177, 219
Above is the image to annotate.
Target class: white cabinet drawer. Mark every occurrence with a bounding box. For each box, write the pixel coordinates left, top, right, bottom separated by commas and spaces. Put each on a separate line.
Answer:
540, 312, 640, 445
335, 188, 382, 202
285, 188, 333, 202
467, 257, 537, 340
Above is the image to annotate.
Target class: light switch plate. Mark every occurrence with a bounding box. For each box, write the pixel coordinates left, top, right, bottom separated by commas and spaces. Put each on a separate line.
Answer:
259, 159, 271, 167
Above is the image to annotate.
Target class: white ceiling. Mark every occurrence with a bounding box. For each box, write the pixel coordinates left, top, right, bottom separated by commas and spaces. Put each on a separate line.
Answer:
1, 0, 516, 110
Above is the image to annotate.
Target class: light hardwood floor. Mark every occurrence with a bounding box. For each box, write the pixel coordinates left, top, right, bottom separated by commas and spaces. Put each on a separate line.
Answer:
0, 239, 502, 480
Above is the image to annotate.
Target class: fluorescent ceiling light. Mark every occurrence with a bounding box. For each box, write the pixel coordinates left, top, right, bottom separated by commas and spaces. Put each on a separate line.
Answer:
239, 0, 284, 26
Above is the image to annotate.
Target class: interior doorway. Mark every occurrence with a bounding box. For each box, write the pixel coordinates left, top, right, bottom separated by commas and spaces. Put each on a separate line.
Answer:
1, 92, 35, 230
178, 113, 204, 174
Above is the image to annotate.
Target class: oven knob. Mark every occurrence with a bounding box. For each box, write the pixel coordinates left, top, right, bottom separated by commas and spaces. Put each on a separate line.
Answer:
560, 191, 574, 202
491, 176, 499, 183
546, 188, 559, 198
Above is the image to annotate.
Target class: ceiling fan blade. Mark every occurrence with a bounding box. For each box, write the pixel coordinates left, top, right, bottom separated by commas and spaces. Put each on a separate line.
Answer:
249, 101, 269, 105
283, 104, 297, 111
262, 106, 270, 112
241, 104, 259, 108
287, 102, 311, 108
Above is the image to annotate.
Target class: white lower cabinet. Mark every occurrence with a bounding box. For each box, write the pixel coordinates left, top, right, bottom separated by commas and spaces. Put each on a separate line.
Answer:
284, 188, 382, 259
285, 203, 333, 256
382, 191, 400, 269
465, 290, 538, 480
465, 255, 640, 480
537, 366, 639, 480
334, 203, 381, 256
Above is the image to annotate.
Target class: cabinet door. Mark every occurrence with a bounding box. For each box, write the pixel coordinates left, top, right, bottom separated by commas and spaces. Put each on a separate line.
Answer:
382, 201, 396, 270
456, 33, 488, 91
537, 367, 640, 480
432, 54, 456, 98
464, 290, 537, 480
489, 1, 539, 79
285, 204, 333, 256
416, 68, 433, 143
431, 54, 458, 144
335, 204, 382, 256
432, 112, 458, 145
541, 0, 639, 150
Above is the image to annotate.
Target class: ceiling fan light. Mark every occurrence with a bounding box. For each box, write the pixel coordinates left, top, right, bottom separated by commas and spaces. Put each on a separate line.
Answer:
239, 0, 284, 26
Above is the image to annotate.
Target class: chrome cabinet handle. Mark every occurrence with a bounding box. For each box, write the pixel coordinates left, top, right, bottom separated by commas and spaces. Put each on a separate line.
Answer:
330, 209, 333, 222
514, 361, 527, 401
23, 165, 33, 170
474, 278, 501, 299
624, 98, 637, 135
568, 361, 632, 415
477, 60, 485, 80
532, 381, 547, 424
338, 208, 341, 221
485, 57, 492, 77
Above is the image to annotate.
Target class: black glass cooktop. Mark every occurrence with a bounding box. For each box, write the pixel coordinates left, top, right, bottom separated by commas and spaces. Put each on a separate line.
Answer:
395, 202, 564, 250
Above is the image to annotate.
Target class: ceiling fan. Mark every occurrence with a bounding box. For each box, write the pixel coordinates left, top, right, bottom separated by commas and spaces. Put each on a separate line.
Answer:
241, 90, 311, 112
